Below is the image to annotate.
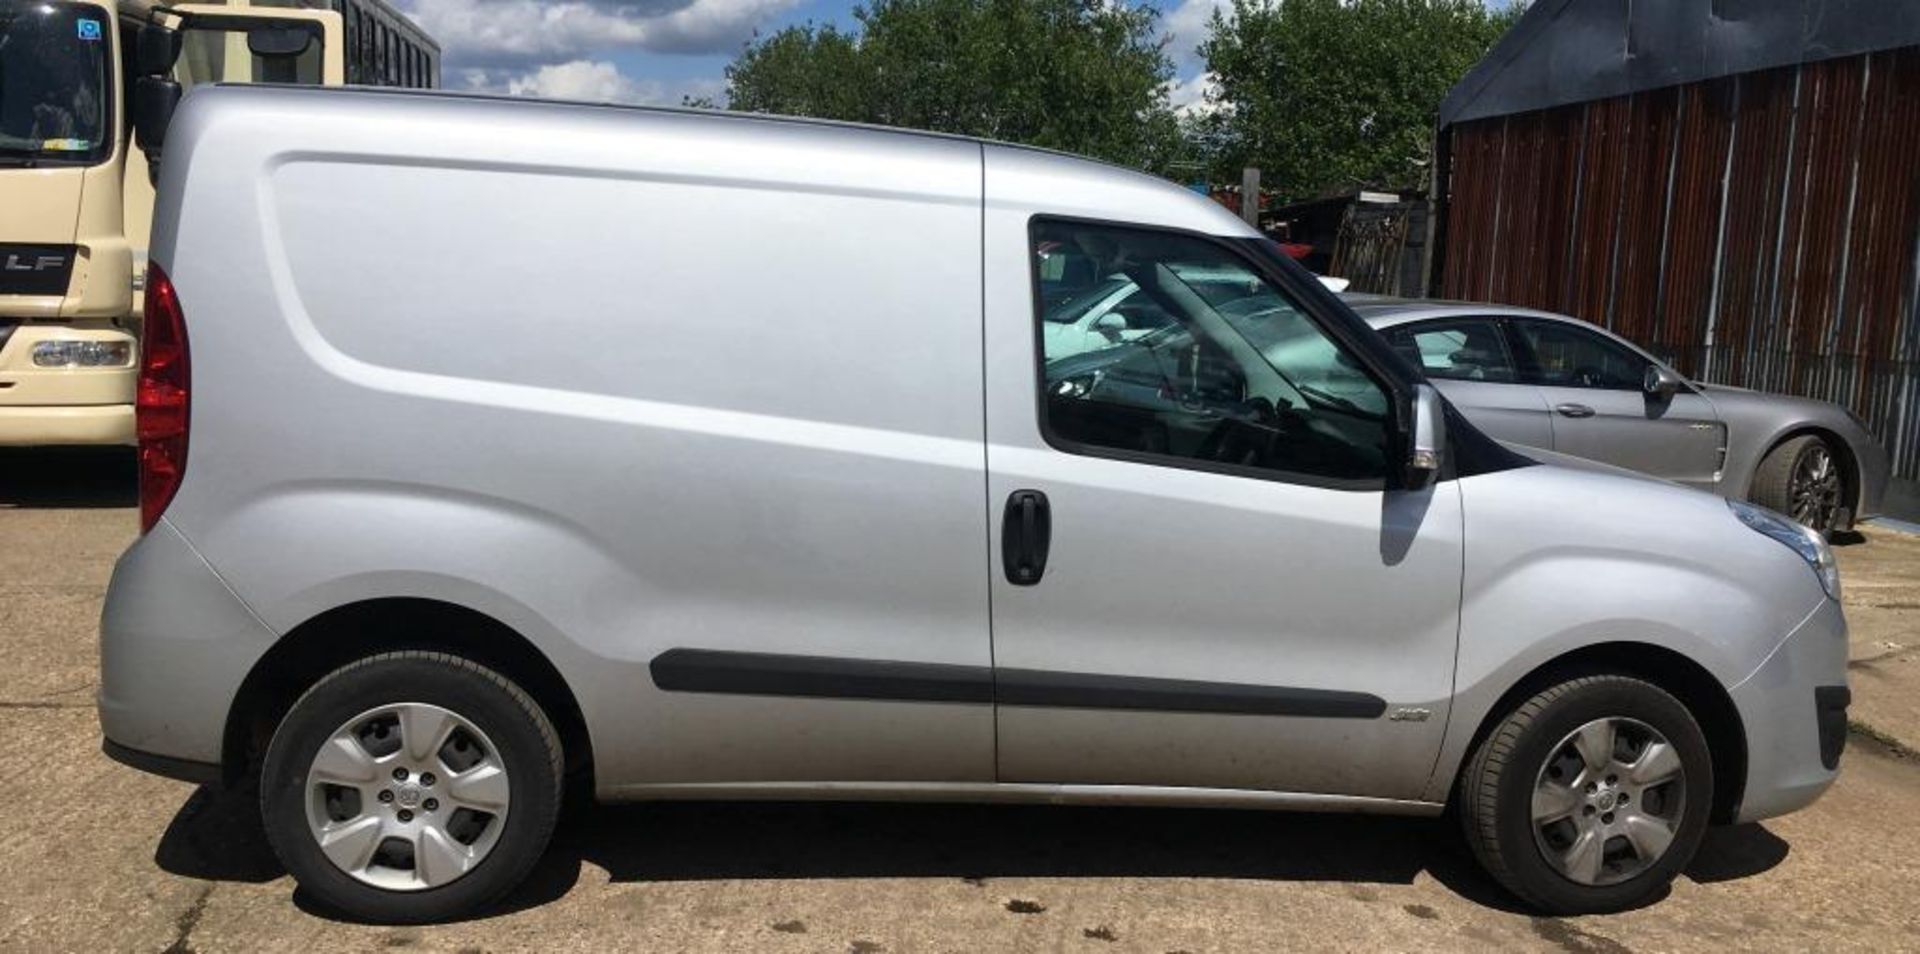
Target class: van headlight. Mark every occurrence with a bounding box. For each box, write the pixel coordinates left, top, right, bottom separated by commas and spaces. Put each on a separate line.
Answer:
1728, 499, 1841, 600
33, 340, 133, 368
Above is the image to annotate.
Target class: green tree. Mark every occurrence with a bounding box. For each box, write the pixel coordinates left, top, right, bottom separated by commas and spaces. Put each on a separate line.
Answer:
1200, 0, 1519, 201
718, 0, 1178, 170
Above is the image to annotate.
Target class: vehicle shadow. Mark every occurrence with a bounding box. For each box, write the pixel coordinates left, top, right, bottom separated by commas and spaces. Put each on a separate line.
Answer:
0, 447, 136, 508
152, 783, 1792, 924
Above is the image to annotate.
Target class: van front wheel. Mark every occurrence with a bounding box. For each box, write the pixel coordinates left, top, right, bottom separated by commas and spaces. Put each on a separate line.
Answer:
259, 652, 564, 923
1458, 675, 1713, 914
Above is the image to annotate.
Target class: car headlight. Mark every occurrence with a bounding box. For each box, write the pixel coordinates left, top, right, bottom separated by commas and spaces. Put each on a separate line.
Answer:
1727, 499, 1841, 600
32, 340, 133, 368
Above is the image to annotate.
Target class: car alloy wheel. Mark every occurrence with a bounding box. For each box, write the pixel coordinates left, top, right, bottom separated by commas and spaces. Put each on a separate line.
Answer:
1530, 716, 1685, 886
1787, 443, 1842, 530
304, 702, 511, 891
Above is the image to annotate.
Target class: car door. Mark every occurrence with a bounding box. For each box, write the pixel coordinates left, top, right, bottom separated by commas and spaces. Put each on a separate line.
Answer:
982, 211, 1464, 802
1380, 317, 1553, 449
1507, 318, 1725, 489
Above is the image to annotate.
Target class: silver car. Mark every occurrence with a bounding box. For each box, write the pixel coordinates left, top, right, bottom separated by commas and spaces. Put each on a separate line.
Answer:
102, 86, 1849, 923
1350, 297, 1891, 534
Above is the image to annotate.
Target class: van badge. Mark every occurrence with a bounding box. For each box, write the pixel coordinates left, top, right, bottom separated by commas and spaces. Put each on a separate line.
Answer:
1388, 707, 1432, 722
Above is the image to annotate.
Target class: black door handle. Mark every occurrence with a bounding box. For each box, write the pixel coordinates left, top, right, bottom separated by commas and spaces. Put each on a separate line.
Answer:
1002, 490, 1051, 586
1554, 403, 1596, 418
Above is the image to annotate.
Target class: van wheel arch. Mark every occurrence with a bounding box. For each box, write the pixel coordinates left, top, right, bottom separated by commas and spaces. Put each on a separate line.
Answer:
1453, 642, 1747, 824
222, 598, 594, 791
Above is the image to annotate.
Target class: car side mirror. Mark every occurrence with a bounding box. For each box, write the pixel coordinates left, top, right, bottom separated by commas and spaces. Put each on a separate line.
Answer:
1092, 312, 1126, 340
1644, 365, 1684, 399
247, 24, 313, 58
1405, 383, 1446, 489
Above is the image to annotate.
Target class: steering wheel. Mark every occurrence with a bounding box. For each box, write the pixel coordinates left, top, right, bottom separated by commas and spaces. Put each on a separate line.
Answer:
1195, 397, 1281, 466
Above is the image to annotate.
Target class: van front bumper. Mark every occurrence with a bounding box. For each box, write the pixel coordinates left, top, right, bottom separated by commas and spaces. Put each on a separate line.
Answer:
1728, 598, 1851, 823
0, 403, 134, 445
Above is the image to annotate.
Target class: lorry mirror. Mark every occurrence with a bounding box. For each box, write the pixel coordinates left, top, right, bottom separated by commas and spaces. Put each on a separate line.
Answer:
132, 76, 184, 182
135, 22, 182, 76
247, 25, 312, 58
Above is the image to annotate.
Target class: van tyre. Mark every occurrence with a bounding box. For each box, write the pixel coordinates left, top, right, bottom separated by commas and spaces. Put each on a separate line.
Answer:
260, 652, 563, 924
1750, 434, 1845, 534
1457, 675, 1712, 915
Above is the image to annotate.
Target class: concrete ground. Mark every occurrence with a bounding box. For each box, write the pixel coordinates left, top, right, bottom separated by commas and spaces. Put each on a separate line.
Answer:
2, 448, 1918, 953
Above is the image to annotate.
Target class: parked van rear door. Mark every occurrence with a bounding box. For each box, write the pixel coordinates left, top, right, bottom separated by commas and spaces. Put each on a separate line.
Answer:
982, 157, 1464, 801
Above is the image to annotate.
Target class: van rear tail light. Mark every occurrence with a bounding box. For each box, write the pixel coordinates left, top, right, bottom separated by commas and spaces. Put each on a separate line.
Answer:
137, 264, 189, 533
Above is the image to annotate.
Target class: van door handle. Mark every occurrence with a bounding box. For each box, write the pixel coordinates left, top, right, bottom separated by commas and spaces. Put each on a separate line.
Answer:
1002, 490, 1052, 586
1554, 403, 1596, 418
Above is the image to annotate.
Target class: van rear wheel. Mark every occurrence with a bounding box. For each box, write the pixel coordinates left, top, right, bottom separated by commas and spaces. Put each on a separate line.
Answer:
1457, 675, 1712, 914
259, 652, 563, 923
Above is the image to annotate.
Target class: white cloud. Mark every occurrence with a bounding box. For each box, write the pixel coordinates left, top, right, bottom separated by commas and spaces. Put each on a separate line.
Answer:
465, 59, 726, 104
1159, 0, 1229, 73
1163, 69, 1220, 117
505, 59, 646, 100
402, 0, 796, 66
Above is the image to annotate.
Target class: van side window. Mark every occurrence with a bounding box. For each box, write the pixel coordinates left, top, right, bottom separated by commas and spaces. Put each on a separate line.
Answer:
1031, 220, 1391, 484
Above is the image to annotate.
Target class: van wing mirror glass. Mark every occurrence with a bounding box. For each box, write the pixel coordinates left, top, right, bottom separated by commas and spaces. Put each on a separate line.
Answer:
1406, 383, 1446, 488
136, 23, 183, 76
247, 24, 313, 58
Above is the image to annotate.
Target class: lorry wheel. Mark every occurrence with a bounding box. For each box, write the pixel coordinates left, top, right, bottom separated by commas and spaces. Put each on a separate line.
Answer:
259, 651, 563, 924
1457, 675, 1712, 914
1750, 434, 1845, 534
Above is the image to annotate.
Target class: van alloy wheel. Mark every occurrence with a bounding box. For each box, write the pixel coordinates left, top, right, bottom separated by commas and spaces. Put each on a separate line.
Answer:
1459, 675, 1712, 914
262, 653, 563, 923
1530, 717, 1685, 886
305, 702, 512, 891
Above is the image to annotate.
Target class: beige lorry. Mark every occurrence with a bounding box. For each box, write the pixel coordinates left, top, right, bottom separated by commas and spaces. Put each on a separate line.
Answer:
0, 0, 435, 445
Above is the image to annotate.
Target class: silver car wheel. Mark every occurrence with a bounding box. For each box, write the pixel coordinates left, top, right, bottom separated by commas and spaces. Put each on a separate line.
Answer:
1529, 716, 1686, 887
303, 702, 511, 892
1789, 443, 1842, 529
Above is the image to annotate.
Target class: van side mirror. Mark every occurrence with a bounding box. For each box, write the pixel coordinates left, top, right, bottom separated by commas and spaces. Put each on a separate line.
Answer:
1405, 383, 1446, 489
132, 76, 183, 183
1644, 365, 1684, 399
247, 24, 313, 58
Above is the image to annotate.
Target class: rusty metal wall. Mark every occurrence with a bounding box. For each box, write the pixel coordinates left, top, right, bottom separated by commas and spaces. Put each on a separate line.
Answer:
1440, 47, 1920, 482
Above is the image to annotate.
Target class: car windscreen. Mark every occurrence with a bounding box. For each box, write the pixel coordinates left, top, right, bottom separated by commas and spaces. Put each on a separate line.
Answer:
0, 0, 112, 165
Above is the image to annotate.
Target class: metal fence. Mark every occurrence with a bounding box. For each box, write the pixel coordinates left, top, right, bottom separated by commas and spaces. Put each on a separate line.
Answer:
1330, 200, 1427, 297
1438, 47, 1920, 480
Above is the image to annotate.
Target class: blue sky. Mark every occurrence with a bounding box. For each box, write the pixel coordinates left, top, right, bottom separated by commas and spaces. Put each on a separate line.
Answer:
394, 0, 1231, 108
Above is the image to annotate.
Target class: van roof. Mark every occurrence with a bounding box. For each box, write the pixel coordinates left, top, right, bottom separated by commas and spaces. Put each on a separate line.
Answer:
206, 82, 1187, 191
173, 83, 1253, 242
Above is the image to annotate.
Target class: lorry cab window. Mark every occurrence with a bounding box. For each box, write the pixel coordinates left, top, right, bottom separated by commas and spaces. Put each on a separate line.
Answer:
0, 0, 111, 165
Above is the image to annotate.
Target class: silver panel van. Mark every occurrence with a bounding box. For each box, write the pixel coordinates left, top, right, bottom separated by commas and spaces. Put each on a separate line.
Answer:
101, 86, 1850, 922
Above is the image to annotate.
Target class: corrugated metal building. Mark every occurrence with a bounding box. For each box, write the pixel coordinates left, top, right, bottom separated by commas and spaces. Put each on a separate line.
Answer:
1432, 0, 1920, 484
